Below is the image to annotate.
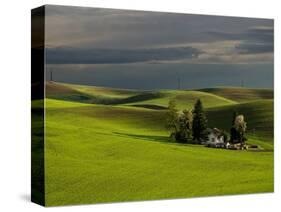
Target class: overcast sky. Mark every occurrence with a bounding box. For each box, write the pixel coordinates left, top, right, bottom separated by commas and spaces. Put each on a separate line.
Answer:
45, 5, 273, 89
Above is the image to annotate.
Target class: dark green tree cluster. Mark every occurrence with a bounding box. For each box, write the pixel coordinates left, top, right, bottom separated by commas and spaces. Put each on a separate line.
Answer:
166, 100, 248, 147
166, 99, 207, 143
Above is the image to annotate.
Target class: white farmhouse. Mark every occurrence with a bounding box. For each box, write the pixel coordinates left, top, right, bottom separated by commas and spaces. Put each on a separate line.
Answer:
205, 128, 225, 148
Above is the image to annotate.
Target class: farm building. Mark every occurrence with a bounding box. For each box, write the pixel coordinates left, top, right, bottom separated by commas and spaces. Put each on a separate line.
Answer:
205, 128, 225, 148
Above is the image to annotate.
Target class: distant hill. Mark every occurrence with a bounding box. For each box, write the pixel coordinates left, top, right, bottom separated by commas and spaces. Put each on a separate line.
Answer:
123, 90, 236, 110
198, 87, 273, 102
46, 81, 237, 109
46, 81, 93, 102
46, 81, 143, 104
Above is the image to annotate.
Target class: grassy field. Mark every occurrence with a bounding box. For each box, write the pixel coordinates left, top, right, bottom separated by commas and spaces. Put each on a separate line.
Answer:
42, 82, 274, 206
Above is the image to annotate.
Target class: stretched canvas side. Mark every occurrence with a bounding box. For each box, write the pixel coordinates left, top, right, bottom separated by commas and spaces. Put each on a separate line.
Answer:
31, 5, 45, 206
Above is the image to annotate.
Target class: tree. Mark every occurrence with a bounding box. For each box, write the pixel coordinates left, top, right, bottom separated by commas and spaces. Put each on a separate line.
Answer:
231, 111, 238, 126
221, 130, 228, 143
178, 109, 193, 142
166, 100, 179, 139
234, 115, 247, 143
230, 114, 247, 144
192, 99, 208, 142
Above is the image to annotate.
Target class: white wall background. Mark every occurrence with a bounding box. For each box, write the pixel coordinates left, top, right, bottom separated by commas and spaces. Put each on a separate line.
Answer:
0, 0, 280, 211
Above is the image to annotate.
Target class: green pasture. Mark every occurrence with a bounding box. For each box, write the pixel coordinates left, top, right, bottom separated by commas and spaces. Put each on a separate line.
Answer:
39, 82, 273, 206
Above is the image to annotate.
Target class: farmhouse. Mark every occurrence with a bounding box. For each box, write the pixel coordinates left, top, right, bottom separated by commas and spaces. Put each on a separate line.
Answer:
205, 128, 225, 148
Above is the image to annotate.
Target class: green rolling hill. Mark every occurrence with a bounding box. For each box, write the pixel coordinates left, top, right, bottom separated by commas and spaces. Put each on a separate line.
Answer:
198, 87, 273, 102
46, 82, 236, 109
39, 81, 273, 206
207, 100, 273, 139
123, 90, 236, 110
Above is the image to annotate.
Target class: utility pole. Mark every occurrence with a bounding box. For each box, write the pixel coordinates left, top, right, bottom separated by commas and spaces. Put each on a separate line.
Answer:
177, 76, 181, 90
50, 70, 53, 81
241, 80, 244, 87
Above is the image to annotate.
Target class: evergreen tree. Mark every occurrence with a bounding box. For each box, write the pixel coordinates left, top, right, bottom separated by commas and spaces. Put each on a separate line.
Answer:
230, 111, 239, 143
192, 99, 208, 142
231, 111, 238, 126
230, 126, 238, 143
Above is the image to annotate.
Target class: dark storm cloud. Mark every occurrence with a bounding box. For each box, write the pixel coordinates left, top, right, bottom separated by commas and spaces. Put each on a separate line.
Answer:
208, 27, 272, 41
45, 5, 273, 49
207, 27, 273, 54
46, 47, 202, 64
236, 42, 273, 54
44, 5, 273, 89
248, 28, 273, 41
235, 27, 273, 54
44, 5, 273, 64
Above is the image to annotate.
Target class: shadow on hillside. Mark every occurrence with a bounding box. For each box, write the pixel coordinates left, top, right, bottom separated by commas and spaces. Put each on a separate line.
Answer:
130, 104, 168, 110
112, 132, 206, 149
47, 91, 165, 106
113, 132, 171, 143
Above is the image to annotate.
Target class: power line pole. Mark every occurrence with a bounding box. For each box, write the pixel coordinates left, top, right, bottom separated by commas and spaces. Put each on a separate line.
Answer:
241, 80, 244, 87
177, 76, 181, 90
50, 70, 53, 81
